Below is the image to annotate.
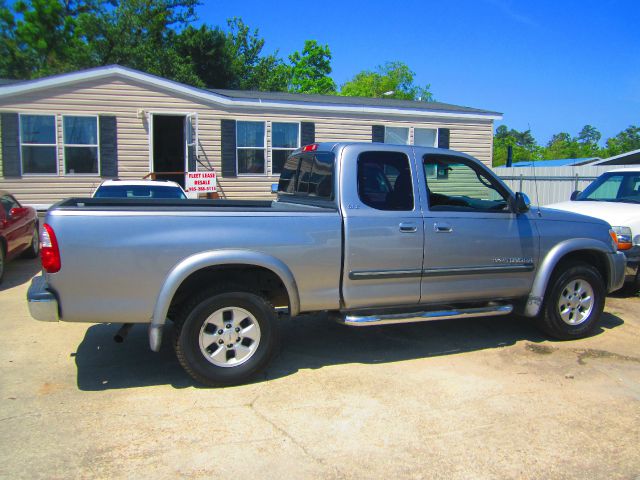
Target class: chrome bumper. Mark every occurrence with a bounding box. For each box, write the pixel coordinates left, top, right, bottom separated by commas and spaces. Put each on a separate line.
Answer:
27, 275, 59, 322
609, 252, 626, 292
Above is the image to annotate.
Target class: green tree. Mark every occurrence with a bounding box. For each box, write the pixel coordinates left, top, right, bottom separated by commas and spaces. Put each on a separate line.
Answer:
492, 125, 540, 166
543, 132, 581, 159
605, 125, 640, 157
220, 17, 288, 91
0, 0, 98, 78
79, 0, 200, 84
340, 61, 434, 101
576, 124, 602, 157
287, 40, 336, 94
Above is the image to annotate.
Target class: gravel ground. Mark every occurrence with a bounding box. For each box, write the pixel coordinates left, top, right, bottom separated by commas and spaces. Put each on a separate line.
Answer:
1, 257, 639, 479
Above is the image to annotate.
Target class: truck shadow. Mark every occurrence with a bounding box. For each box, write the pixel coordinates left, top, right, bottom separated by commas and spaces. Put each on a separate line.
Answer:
74, 311, 625, 391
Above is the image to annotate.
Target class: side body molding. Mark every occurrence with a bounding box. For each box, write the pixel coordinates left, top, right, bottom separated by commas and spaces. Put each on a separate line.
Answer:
149, 250, 301, 352
524, 238, 614, 317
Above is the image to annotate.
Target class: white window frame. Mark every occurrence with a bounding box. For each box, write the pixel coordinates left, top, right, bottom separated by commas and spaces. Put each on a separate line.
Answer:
62, 114, 100, 176
413, 127, 439, 148
236, 120, 267, 176
382, 125, 440, 147
270, 121, 300, 176
18, 113, 59, 176
383, 125, 410, 145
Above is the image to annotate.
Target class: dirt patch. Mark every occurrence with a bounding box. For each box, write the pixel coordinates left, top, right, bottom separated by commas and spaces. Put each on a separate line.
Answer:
37, 382, 64, 396
525, 343, 557, 355
573, 348, 640, 365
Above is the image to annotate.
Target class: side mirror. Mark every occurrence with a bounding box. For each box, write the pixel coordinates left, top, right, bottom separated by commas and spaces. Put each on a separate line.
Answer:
570, 190, 581, 201
513, 192, 530, 213
271, 183, 279, 195
9, 207, 28, 219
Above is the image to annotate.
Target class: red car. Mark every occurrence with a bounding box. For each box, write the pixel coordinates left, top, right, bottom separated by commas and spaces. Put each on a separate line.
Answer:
0, 191, 39, 284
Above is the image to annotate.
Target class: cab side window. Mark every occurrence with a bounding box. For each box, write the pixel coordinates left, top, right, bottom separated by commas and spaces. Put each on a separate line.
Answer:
423, 154, 509, 212
357, 151, 413, 211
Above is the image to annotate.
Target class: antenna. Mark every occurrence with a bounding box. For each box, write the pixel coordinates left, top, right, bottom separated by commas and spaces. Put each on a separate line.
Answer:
528, 123, 541, 216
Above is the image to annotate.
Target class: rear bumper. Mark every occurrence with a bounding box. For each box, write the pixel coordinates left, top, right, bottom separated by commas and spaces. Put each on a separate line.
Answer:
27, 275, 59, 322
609, 252, 626, 292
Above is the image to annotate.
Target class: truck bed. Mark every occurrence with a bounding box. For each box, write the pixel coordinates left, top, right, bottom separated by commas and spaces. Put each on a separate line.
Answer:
54, 197, 338, 213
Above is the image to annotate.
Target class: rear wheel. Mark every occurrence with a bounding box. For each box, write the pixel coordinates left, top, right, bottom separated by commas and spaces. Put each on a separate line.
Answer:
174, 290, 280, 387
22, 224, 40, 259
537, 262, 605, 339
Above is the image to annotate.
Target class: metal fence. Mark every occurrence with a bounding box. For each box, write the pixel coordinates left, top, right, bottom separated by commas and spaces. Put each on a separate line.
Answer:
492, 165, 635, 205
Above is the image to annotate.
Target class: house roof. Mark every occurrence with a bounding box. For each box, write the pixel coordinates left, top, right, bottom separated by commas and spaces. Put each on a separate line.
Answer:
0, 65, 502, 121
208, 88, 498, 115
591, 149, 640, 166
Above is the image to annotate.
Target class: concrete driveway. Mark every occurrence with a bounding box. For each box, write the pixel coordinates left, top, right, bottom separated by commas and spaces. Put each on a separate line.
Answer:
1, 258, 639, 479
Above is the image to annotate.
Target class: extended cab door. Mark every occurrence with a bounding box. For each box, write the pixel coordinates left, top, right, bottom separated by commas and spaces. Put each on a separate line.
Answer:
418, 152, 538, 303
341, 145, 424, 309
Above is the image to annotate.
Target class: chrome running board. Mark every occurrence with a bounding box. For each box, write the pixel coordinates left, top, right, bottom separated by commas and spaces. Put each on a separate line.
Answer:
338, 303, 513, 327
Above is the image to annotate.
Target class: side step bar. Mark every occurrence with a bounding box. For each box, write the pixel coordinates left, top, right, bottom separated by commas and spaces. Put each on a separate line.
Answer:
337, 304, 514, 327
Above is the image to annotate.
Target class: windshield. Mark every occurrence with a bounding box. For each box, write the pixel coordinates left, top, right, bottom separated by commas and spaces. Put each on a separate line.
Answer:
94, 185, 187, 199
577, 172, 640, 204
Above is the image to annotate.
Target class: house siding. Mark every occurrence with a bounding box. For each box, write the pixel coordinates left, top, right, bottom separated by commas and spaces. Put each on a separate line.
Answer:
0, 77, 495, 204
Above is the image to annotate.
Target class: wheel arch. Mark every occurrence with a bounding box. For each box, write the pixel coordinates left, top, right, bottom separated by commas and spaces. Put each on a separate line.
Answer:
149, 250, 300, 352
524, 239, 614, 317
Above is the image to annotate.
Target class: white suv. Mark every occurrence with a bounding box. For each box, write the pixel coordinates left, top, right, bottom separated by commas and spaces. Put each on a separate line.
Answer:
547, 168, 640, 293
93, 180, 187, 199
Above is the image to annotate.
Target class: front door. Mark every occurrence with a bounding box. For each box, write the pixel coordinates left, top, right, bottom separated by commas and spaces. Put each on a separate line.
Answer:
418, 153, 538, 304
152, 114, 186, 186
341, 146, 424, 310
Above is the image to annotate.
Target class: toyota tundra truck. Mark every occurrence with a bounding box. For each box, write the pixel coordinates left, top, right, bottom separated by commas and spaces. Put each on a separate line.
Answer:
27, 143, 626, 386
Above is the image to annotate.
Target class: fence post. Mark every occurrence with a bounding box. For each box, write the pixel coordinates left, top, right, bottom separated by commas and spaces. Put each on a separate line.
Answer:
575, 173, 579, 192
519, 174, 523, 192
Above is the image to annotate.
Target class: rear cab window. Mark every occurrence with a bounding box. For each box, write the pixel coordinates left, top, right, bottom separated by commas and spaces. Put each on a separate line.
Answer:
277, 151, 335, 201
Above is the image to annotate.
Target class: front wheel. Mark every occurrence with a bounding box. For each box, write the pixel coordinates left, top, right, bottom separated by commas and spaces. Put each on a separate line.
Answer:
174, 290, 280, 387
537, 262, 605, 340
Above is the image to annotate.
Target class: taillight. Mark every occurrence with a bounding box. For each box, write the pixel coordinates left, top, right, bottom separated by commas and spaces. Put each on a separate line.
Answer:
40, 223, 61, 273
302, 143, 319, 152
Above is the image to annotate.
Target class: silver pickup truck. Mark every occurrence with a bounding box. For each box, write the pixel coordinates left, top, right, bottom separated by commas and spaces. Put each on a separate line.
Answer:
28, 142, 626, 386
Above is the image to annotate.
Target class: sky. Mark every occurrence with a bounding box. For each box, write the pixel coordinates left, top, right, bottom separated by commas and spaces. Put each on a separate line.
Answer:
197, 0, 639, 146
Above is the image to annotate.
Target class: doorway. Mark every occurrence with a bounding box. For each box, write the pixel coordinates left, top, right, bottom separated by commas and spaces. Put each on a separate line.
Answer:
152, 114, 185, 186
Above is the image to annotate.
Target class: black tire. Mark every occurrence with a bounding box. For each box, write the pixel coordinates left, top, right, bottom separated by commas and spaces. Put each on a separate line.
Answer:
21, 224, 40, 259
174, 289, 280, 387
536, 262, 605, 340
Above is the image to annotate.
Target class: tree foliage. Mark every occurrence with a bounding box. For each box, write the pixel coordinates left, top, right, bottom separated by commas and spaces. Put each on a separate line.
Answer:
493, 124, 640, 166
288, 40, 336, 94
340, 61, 434, 101
605, 126, 640, 157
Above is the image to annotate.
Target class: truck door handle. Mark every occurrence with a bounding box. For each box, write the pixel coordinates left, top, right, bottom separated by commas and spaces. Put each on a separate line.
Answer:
433, 222, 453, 233
399, 222, 417, 233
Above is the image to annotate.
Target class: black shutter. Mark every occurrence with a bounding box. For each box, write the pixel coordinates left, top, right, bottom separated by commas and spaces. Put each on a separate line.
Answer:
437, 128, 450, 149
301, 122, 315, 146
1, 113, 21, 177
372, 125, 385, 143
99, 115, 118, 177
221, 119, 237, 178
